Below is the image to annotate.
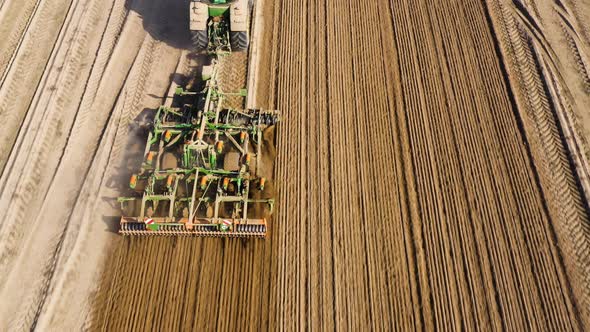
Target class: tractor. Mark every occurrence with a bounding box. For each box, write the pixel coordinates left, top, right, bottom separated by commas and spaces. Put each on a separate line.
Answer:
190, 0, 250, 53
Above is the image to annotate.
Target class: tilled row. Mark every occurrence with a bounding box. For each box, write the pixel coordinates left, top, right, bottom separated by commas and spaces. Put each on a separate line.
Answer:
265, 0, 585, 329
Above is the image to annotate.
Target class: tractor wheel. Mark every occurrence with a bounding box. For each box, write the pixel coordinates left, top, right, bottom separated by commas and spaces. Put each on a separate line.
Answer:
230, 31, 249, 51
191, 30, 208, 51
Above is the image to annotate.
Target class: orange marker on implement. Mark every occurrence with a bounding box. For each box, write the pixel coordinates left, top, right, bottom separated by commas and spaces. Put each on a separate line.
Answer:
129, 174, 138, 189
259, 177, 266, 191
146, 152, 155, 165
200, 176, 208, 190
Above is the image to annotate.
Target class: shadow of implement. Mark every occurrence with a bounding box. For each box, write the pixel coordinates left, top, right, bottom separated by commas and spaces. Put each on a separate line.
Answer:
102, 215, 122, 234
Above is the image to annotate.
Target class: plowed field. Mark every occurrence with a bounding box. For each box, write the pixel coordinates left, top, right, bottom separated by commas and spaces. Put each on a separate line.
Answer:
0, 0, 588, 330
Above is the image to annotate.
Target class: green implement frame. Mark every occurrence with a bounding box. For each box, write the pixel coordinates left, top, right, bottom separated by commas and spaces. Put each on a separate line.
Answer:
118, 60, 279, 237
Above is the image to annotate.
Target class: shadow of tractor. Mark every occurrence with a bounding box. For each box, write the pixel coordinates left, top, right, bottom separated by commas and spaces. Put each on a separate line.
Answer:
125, 0, 191, 49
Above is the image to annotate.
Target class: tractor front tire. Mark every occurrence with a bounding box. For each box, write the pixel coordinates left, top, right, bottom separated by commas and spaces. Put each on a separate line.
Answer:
191, 30, 208, 52
230, 31, 249, 52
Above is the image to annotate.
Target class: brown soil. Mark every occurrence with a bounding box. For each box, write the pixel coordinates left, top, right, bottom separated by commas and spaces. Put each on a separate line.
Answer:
0, 0, 589, 330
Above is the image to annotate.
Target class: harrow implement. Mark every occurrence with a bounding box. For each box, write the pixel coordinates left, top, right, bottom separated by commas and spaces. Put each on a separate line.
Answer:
118, 60, 279, 238
120, 219, 267, 238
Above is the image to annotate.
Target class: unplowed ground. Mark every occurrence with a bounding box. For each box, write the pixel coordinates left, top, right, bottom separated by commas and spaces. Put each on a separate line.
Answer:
0, 0, 188, 328
0, 0, 588, 330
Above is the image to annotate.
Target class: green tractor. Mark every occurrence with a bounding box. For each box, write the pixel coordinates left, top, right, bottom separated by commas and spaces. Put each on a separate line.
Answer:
190, 0, 250, 53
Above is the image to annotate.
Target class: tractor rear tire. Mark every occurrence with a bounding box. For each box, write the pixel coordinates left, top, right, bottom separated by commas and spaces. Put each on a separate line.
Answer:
191, 30, 208, 52
230, 31, 249, 51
